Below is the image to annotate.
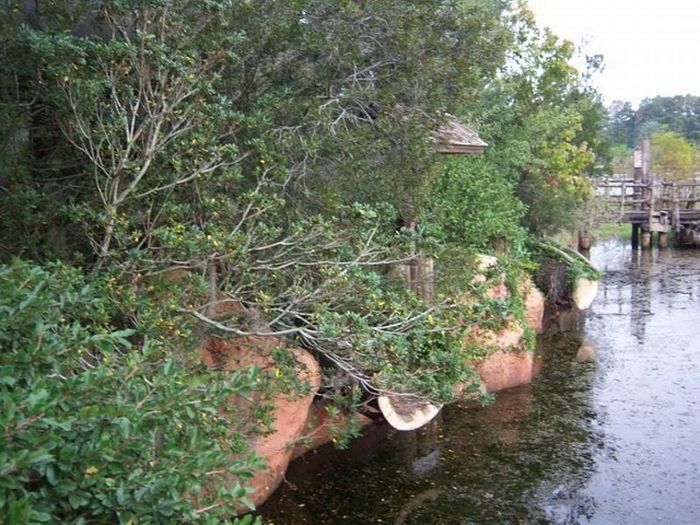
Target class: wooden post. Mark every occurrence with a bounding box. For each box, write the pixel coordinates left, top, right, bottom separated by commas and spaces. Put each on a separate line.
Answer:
633, 148, 643, 202
642, 139, 652, 214
647, 183, 655, 236
403, 222, 435, 304
658, 232, 669, 248
672, 182, 680, 229
639, 183, 654, 250
620, 181, 626, 218
641, 140, 653, 250
632, 147, 643, 250
642, 139, 651, 195
419, 253, 435, 305
578, 230, 592, 251
672, 182, 681, 247
409, 256, 420, 292
390, 220, 423, 295
692, 183, 696, 210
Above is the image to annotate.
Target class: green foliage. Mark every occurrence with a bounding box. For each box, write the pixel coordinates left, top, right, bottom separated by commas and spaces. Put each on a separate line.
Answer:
292, 262, 478, 404
609, 143, 634, 175
566, 257, 602, 284
531, 240, 602, 284
0, 2, 611, 511
606, 100, 637, 148
469, 10, 607, 236
636, 95, 700, 146
594, 222, 630, 242
0, 261, 263, 524
424, 156, 527, 252
1, 0, 524, 403
651, 131, 700, 181
607, 95, 700, 149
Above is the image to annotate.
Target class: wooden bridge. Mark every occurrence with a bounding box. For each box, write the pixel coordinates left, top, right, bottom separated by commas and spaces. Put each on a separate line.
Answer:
594, 140, 700, 248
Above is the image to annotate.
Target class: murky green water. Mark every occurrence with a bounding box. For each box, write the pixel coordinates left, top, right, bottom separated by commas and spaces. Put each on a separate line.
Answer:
260, 239, 700, 524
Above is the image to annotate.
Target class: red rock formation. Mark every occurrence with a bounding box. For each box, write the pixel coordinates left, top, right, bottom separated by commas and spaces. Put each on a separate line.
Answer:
248, 347, 320, 506
522, 280, 545, 334
463, 273, 545, 394
476, 350, 535, 392
200, 336, 321, 509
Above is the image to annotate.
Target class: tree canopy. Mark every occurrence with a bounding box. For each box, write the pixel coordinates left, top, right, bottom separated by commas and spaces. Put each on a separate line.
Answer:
0, 1, 607, 522
607, 95, 700, 149
606, 96, 700, 179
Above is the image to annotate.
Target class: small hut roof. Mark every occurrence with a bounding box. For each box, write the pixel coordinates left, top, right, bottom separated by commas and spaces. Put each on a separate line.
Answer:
432, 114, 487, 154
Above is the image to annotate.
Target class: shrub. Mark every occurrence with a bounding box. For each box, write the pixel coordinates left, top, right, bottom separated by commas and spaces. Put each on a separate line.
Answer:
0, 261, 263, 524
424, 156, 527, 253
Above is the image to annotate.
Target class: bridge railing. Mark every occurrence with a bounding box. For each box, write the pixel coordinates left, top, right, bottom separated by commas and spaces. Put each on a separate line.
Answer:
594, 178, 700, 228
594, 178, 649, 218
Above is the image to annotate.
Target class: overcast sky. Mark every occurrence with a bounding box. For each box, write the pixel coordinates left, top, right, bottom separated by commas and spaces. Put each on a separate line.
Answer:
527, 0, 700, 108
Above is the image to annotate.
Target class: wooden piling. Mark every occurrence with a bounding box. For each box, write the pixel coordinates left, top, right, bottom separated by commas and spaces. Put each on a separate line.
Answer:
620, 181, 626, 217
419, 253, 435, 305
641, 141, 653, 250
672, 183, 681, 247
631, 224, 640, 249
578, 230, 592, 251
632, 147, 643, 250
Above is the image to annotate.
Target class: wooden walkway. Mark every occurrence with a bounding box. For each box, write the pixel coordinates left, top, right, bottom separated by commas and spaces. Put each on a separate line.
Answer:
592, 139, 700, 248
596, 178, 700, 247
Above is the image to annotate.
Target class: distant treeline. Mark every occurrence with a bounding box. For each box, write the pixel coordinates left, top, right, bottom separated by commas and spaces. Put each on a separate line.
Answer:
607, 95, 700, 147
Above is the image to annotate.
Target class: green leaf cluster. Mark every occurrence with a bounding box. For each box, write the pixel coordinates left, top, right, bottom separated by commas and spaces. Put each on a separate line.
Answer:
0, 261, 263, 524
651, 131, 700, 181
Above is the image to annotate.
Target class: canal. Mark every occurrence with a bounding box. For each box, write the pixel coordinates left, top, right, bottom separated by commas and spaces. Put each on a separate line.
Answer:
260, 239, 700, 524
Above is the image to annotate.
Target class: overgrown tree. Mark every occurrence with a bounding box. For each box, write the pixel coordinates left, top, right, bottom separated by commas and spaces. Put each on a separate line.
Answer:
466, 8, 606, 235
0, 1, 610, 521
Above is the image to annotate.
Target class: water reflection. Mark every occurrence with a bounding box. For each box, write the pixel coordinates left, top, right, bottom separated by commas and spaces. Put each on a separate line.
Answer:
261, 334, 602, 524
583, 242, 700, 525
260, 240, 700, 524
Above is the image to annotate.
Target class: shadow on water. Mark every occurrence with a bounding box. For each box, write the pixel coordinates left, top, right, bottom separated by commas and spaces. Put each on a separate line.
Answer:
260, 239, 700, 524
261, 325, 601, 524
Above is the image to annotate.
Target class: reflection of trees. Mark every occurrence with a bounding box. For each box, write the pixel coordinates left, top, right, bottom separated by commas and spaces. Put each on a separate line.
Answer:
396, 417, 443, 478
398, 334, 601, 524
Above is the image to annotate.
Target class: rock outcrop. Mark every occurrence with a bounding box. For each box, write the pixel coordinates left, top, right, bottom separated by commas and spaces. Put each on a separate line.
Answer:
476, 349, 535, 392
523, 280, 545, 334
465, 262, 546, 394
200, 336, 321, 509
576, 339, 597, 363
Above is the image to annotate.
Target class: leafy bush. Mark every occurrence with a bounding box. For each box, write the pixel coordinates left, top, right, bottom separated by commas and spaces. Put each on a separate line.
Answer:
424, 156, 527, 253
0, 261, 263, 524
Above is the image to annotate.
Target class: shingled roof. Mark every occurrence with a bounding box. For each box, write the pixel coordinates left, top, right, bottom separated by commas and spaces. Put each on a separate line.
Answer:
432, 114, 487, 154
